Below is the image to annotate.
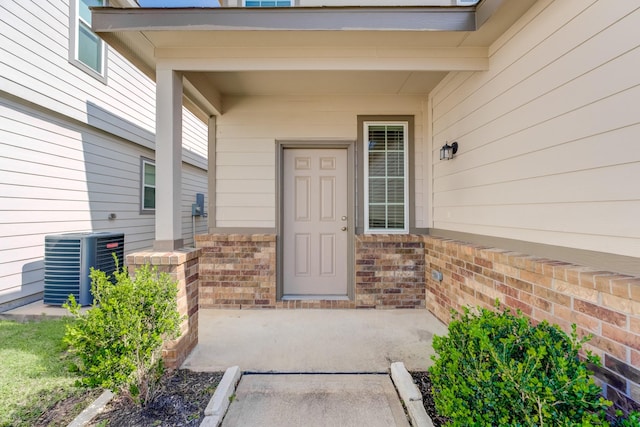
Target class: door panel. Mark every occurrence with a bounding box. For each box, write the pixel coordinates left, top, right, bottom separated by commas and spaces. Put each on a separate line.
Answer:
283, 148, 348, 295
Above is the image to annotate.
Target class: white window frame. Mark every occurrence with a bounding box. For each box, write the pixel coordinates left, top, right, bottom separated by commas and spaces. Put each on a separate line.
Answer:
363, 121, 409, 234
141, 158, 156, 214
69, 0, 107, 83
243, 0, 293, 7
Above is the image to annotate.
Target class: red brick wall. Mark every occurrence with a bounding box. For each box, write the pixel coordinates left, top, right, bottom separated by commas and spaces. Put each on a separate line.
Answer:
197, 234, 277, 309
355, 234, 425, 309
193, 232, 639, 409
424, 236, 640, 412
126, 248, 200, 370
196, 233, 426, 309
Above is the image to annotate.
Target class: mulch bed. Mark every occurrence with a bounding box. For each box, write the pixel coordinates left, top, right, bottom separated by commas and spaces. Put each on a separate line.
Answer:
410, 371, 450, 427
34, 388, 104, 427
88, 370, 223, 427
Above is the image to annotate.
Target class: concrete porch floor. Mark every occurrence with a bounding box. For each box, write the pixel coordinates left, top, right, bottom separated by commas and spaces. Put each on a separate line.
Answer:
182, 309, 448, 373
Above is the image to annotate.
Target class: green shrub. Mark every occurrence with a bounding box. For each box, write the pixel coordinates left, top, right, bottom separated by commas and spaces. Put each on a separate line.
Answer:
64, 261, 182, 406
429, 305, 611, 426
614, 410, 640, 427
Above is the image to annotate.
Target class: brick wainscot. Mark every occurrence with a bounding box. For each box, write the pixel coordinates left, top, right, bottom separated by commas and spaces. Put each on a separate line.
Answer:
196, 233, 426, 309
197, 234, 277, 308
424, 236, 640, 414
355, 234, 425, 309
191, 232, 639, 412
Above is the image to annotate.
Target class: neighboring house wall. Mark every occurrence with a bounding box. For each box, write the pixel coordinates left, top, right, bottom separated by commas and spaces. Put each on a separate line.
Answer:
214, 94, 427, 229
429, 0, 640, 259
0, 0, 208, 309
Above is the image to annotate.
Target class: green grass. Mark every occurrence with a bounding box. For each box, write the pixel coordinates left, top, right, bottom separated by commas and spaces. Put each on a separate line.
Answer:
0, 318, 86, 427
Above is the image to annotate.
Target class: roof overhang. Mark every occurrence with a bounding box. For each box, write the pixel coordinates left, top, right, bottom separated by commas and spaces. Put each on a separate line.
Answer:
92, 0, 536, 119
94, 6, 478, 32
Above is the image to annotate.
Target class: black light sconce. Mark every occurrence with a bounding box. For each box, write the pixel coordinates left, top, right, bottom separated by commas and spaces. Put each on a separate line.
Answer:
440, 141, 458, 160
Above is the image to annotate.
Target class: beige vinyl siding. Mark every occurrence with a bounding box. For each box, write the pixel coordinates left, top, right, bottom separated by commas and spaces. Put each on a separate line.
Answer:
429, 0, 640, 258
215, 94, 425, 228
0, 98, 207, 306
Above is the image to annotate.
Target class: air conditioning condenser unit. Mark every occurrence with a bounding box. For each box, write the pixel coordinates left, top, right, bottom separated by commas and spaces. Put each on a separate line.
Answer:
43, 232, 124, 306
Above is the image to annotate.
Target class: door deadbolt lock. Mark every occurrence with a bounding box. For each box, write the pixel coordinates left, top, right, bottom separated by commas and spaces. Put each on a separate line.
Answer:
341, 216, 347, 221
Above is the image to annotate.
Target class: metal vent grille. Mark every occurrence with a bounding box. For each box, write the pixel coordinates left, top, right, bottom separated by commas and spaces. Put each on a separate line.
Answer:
43, 232, 125, 306
43, 237, 82, 305
95, 234, 125, 273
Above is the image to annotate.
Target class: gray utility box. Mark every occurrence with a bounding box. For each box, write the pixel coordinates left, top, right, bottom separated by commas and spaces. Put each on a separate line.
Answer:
43, 232, 124, 306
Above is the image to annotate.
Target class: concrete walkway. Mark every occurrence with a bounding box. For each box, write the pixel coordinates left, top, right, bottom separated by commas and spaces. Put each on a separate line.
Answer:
183, 309, 448, 373
187, 309, 447, 427
3, 302, 444, 425
221, 374, 410, 427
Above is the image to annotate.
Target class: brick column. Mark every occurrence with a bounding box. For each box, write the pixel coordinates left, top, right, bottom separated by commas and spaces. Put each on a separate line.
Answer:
126, 248, 200, 369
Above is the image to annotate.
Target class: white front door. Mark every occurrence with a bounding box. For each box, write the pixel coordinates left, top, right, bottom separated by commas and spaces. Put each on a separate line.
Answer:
283, 148, 349, 296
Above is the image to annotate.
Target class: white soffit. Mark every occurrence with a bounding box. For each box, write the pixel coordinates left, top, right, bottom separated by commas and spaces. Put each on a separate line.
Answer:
203, 70, 449, 95
92, 0, 537, 114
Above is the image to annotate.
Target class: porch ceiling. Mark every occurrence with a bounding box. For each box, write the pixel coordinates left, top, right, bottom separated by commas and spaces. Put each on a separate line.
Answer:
196, 70, 448, 96
93, 0, 536, 118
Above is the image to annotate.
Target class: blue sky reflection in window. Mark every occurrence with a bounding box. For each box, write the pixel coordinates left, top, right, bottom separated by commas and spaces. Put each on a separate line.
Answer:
245, 1, 291, 6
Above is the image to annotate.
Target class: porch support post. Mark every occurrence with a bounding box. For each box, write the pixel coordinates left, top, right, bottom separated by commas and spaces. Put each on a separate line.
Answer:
207, 115, 216, 231
154, 68, 184, 251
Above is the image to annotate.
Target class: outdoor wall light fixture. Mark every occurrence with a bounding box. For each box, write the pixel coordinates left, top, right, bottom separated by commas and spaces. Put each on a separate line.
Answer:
440, 141, 459, 160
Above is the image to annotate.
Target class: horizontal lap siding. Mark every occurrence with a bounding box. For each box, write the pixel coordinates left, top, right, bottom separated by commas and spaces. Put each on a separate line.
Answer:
0, 0, 208, 306
0, 0, 208, 158
181, 164, 209, 248
0, 99, 151, 304
430, 0, 640, 258
215, 94, 424, 228
1, 0, 155, 144
0, 99, 208, 305
183, 109, 208, 169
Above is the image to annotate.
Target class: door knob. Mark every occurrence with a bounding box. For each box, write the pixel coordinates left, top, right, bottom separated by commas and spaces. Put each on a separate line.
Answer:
341, 227, 347, 231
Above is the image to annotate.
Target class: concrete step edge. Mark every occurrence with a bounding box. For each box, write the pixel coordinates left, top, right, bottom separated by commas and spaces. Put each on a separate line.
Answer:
390, 362, 434, 427
201, 366, 242, 427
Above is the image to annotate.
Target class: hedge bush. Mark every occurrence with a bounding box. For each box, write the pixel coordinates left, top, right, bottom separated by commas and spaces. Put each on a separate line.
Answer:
64, 261, 182, 405
429, 305, 611, 426
614, 411, 640, 427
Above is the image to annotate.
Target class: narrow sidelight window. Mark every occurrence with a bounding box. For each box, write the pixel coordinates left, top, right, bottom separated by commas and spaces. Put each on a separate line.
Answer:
364, 122, 409, 233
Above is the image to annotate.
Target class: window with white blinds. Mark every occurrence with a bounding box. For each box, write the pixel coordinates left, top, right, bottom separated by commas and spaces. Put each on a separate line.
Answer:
364, 122, 408, 233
